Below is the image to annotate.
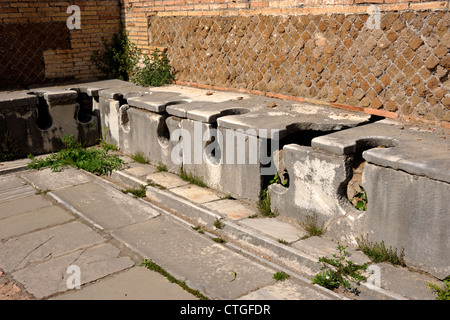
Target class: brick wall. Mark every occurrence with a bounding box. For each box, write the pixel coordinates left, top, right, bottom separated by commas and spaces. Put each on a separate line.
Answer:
0, 0, 121, 89
122, 0, 450, 125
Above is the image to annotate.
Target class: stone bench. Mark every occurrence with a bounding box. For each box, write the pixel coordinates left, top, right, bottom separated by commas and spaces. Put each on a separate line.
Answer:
0, 86, 100, 158
95, 80, 370, 203
269, 119, 450, 279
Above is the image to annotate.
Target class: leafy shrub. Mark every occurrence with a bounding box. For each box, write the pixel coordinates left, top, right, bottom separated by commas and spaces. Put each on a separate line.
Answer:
312, 245, 367, 292
92, 27, 174, 86
91, 26, 139, 81
131, 49, 175, 87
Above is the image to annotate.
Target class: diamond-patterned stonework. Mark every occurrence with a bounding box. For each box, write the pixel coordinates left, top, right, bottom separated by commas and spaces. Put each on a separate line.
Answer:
148, 10, 450, 122
0, 22, 71, 89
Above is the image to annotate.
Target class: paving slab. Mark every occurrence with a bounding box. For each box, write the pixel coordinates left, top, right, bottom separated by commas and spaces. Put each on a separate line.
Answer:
170, 184, 221, 204
11, 243, 134, 299
291, 236, 371, 266
237, 279, 334, 300
111, 215, 276, 299
0, 173, 35, 202
122, 163, 158, 179
0, 194, 53, 220
0, 205, 74, 240
0, 221, 104, 273
204, 199, 258, 220
20, 168, 92, 191
375, 262, 439, 300
50, 180, 160, 230
53, 267, 197, 300
146, 171, 189, 189
239, 218, 308, 243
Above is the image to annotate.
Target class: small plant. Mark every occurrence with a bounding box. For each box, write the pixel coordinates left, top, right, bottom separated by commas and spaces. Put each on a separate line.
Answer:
179, 167, 207, 188
91, 25, 140, 81
257, 192, 276, 217
131, 151, 149, 164
212, 237, 226, 244
99, 138, 117, 152
273, 271, 290, 281
35, 188, 51, 195
213, 218, 224, 230
350, 186, 368, 211
140, 258, 208, 300
192, 225, 205, 234
312, 244, 367, 292
146, 179, 166, 190
121, 185, 146, 198
92, 27, 174, 87
356, 234, 405, 266
428, 278, 450, 300
257, 173, 285, 217
300, 213, 325, 239
277, 239, 288, 245
156, 162, 167, 172
27, 135, 124, 175
131, 48, 175, 87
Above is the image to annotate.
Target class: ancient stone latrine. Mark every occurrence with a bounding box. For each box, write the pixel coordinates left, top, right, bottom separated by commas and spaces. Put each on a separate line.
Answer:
0, 1, 449, 279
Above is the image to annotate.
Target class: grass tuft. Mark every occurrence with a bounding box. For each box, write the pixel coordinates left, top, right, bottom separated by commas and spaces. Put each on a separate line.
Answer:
356, 234, 405, 266
131, 151, 149, 164
27, 135, 123, 175
179, 167, 207, 188
140, 259, 208, 300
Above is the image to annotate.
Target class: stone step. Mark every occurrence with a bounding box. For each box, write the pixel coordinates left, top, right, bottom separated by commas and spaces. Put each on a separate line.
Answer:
0, 157, 442, 300
0, 160, 343, 300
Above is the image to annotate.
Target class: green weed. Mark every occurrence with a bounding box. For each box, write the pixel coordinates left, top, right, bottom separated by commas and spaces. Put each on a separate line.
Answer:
121, 185, 146, 198
179, 167, 207, 188
273, 271, 290, 281
140, 259, 208, 300
428, 279, 450, 300
131, 151, 149, 164
356, 234, 405, 266
257, 173, 285, 217
312, 244, 367, 292
213, 218, 224, 230
27, 135, 123, 175
350, 186, 368, 211
300, 213, 326, 239
156, 162, 167, 172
